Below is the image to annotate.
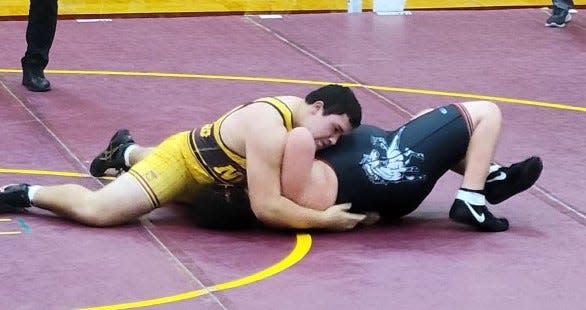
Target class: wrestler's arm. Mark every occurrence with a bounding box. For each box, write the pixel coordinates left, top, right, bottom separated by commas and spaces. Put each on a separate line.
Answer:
245, 108, 364, 230
280, 127, 316, 204
280, 127, 380, 225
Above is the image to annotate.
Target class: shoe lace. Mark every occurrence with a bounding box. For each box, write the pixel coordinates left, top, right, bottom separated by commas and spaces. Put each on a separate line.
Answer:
99, 145, 121, 161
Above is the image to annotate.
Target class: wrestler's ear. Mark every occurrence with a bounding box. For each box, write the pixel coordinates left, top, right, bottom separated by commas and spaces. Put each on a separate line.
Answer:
311, 100, 324, 114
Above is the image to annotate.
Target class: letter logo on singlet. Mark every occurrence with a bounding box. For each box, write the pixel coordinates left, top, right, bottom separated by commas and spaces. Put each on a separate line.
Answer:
359, 126, 426, 185
200, 124, 212, 138
145, 170, 158, 181
213, 165, 245, 183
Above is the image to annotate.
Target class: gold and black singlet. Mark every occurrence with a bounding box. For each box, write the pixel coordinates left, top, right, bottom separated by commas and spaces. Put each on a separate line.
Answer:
189, 97, 293, 187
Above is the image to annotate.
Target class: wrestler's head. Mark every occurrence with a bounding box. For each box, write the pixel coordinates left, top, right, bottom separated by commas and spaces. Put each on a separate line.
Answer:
303, 84, 361, 150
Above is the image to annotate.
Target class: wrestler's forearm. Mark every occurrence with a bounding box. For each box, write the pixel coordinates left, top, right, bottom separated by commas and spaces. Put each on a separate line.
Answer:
251, 196, 328, 229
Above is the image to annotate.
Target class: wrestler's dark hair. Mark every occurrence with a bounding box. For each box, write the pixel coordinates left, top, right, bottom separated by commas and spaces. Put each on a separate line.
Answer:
188, 185, 257, 230
305, 84, 362, 128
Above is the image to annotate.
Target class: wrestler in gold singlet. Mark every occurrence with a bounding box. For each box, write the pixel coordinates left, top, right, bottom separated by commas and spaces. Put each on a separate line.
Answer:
127, 97, 293, 207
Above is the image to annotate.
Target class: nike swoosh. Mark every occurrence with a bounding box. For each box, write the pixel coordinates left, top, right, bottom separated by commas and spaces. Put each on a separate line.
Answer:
464, 201, 485, 223
486, 171, 506, 183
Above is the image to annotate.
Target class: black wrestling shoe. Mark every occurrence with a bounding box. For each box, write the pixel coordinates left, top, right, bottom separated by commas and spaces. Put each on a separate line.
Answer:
0, 184, 31, 211
22, 68, 51, 92
89, 129, 135, 177
485, 157, 543, 205
449, 199, 509, 232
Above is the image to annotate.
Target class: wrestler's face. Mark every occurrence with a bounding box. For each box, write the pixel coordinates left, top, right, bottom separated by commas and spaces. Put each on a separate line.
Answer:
305, 101, 352, 150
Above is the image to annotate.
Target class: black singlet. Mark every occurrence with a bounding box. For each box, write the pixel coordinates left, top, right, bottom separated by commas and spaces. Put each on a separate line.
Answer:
317, 104, 472, 219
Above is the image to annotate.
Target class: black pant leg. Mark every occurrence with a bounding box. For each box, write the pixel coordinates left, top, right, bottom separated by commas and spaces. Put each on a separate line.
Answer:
553, 0, 574, 10
22, 0, 58, 70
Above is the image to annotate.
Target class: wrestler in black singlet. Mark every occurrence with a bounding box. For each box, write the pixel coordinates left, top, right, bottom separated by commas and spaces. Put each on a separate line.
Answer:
317, 104, 472, 220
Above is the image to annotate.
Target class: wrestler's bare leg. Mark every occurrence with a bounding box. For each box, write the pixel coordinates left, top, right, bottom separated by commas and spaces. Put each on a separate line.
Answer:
445, 101, 542, 202
127, 146, 155, 167
32, 174, 154, 226
447, 101, 509, 231
455, 101, 502, 190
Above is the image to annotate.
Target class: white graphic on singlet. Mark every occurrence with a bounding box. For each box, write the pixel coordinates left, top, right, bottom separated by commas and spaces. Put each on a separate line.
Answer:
359, 126, 426, 184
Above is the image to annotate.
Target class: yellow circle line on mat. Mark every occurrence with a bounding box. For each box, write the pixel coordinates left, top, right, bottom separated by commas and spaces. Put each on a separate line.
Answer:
0, 68, 584, 113
81, 233, 312, 310
0, 167, 312, 309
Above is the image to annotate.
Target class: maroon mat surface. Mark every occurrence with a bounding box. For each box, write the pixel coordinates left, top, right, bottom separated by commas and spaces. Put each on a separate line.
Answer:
0, 9, 584, 309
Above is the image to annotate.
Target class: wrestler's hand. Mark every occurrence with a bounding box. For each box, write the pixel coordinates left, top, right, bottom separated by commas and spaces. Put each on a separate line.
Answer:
322, 203, 366, 231
360, 212, 381, 226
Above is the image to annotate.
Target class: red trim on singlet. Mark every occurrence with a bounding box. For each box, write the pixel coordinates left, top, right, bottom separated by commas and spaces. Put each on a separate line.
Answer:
452, 103, 473, 137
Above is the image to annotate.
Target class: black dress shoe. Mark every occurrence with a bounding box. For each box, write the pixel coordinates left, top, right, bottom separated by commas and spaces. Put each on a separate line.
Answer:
22, 68, 51, 92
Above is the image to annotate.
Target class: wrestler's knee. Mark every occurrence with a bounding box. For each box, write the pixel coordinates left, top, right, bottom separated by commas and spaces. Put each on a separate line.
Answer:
462, 101, 502, 126
73, 194, 121, 227
481, 101, 501, 117
481, 101, 502, 126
